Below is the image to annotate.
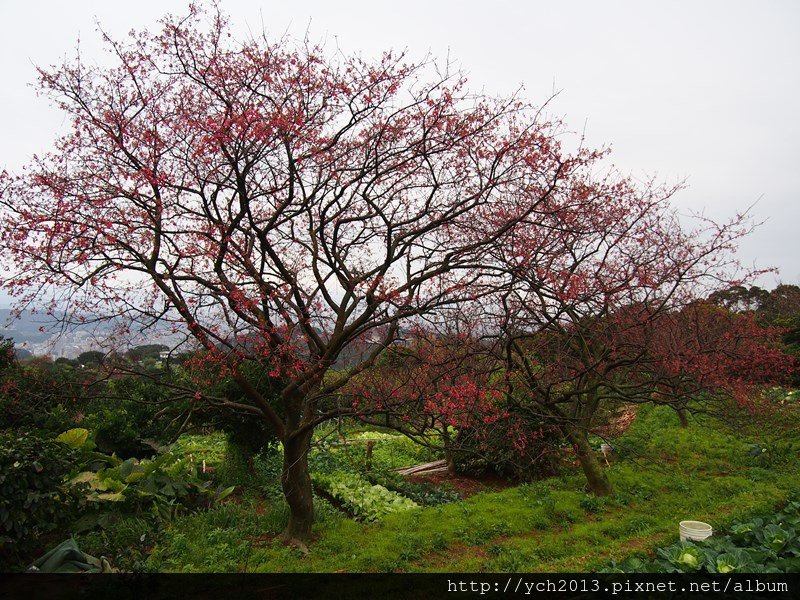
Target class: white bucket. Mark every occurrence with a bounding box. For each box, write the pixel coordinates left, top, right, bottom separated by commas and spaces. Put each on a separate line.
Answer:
679, 520, 713, 542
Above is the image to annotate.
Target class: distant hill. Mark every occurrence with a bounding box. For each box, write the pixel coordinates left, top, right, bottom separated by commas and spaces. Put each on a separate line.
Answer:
0, 308, 65, 344
0, 308, 183, 358
14, 347, 32, 360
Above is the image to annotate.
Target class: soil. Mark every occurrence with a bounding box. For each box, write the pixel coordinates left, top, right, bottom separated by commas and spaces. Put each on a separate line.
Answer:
593, 404, 638, 439
406, 470, 515, 498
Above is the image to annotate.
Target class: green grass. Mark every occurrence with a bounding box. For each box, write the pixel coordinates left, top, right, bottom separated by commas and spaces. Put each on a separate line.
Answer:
170, 432, 227, 468
74, 514, 158, 572
146, 404, 800, 572
317, 431, 440, 472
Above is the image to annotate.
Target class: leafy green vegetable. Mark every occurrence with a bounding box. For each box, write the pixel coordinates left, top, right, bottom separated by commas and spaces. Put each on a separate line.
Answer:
604, 492, 800, 573
760, 523, 790, 553
657, 544, 704, 572
66, 443, 236, 514
314, 471, 418, 521
712, 549, 752, 573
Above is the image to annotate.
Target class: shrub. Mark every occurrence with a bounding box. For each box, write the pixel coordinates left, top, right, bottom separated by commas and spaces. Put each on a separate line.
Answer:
0, 357, 86, 433
452, 405, 563, 481
81, 377, 174, 456
75, 515, 158, 573
0, 431, 79, 568
59, 428, 235, 518
217, 433, 281, 492
82, 399, 156, 457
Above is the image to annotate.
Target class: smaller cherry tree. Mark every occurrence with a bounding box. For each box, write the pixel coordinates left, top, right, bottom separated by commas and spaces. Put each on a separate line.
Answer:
485, 165, 785, 495
639, 301, 792, 424
345, 319, 504, 474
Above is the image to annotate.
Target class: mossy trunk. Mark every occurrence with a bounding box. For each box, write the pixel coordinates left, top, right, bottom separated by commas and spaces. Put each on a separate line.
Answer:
567, 427, 612, 496
677, 407, 689, 428
280, 430, 314, 545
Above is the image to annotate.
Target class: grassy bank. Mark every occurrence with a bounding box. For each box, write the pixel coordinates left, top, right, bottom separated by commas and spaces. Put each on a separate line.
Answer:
136, 404, 799, 572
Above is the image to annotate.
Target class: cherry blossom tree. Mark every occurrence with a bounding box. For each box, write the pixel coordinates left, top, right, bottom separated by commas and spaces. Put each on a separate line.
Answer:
639, 301, 791, 424
348, 325, 562, 480
0, 4, 592, 543
345, 318, 504, 474
486, 169, 789, 495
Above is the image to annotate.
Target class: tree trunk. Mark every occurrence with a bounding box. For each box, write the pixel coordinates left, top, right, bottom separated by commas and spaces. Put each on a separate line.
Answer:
280, 430, 314, 545
677, 407, 689, 428
365, 440, 375, 472
442, 427, 457, 475
445, 447, 457, 475
567, 428, 613, 496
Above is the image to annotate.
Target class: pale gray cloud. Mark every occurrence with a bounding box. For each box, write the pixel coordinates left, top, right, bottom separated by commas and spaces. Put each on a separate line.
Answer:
1, 0, 797, 301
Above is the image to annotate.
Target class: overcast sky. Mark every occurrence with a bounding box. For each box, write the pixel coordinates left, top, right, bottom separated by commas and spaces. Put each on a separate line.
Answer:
1, 0, 797, 302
